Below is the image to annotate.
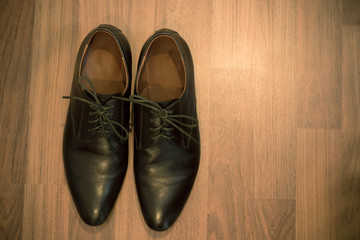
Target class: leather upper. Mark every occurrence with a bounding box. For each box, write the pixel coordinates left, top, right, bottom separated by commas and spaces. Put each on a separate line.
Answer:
133, 29, 200, 231
63, 24, 131, 226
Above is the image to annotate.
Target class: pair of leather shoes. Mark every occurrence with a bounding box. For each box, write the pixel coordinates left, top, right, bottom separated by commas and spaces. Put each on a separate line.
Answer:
63, 24, 200, 231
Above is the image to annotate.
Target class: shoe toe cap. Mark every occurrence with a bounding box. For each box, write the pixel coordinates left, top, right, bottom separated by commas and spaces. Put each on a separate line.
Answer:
64, 149, 127, 226
69, 176, 120, 226
78, 203, 109, 226
145, 210, 176, 231
135, 146, 199, 230
136, 177, 192, 231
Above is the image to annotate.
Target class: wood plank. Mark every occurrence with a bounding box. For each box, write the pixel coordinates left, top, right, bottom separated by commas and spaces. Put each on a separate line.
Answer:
211, 0, 252, 69
212, 0, 296, 200
209, 0, 297, 237
26, 0, 77, 184
0, 1, 34, 237
296, 129, 341, 240
339, 25, 360, 239
22, 184, 69, 240
250, 0, 297, 199
296, 0, 342, 129
343, 0, 360, 25
245, 199, 295, 240
207, 69, 248, 240
0, 0, 34, 184
0, 184, 24, 240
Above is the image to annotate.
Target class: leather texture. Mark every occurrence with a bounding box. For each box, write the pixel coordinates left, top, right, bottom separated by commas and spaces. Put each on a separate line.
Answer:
134, 29, 200, 231
63, 24, 131, 226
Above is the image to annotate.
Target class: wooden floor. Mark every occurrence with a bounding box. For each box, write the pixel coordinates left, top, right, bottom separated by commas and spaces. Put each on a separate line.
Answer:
1, 0, 359, 239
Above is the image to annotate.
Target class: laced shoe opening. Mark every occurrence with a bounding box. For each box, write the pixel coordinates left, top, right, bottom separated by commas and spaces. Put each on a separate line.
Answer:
80, 31, 128, 95
137, 35, 185, 102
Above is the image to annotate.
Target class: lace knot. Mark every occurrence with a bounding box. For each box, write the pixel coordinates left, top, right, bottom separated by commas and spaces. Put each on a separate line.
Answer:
120, 95, 199, 144
63, 76, 129, 151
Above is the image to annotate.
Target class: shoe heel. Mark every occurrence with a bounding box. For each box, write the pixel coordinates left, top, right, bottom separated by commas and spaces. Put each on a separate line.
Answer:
155, 28, 178, 35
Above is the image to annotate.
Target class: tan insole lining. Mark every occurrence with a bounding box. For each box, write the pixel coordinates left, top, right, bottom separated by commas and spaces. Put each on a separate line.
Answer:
81, 31, 126, 94
138, 36, 185, 102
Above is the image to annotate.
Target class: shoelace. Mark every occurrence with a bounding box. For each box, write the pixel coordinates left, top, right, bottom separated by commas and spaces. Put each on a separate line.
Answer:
113, 95, 199, 144
63, 76, 129, 150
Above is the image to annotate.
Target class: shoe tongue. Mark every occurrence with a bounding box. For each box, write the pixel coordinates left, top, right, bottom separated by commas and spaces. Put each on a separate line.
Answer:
96, 94, 113, 104
157, 99, 177, 108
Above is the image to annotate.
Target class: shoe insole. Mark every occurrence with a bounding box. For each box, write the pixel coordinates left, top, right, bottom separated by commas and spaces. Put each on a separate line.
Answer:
137, 36, 185, 102
81, 31, 126, 95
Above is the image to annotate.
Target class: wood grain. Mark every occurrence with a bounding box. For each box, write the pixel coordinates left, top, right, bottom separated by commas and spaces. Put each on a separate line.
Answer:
296, 0, 342, 129
296, 129, 341, 240
0, 0, 34, 184
1, 0, 360, 239
22, 184, 69, 240
339, 25, 360, 239
210, 0, 296, 201
343, 0, 360, 25
0, 0, 34, 238
26, 0, 76, 185
245, 199, 295, 240
207, 69, 248, 240
0, 184, 24, 240
250, 0, 296, 199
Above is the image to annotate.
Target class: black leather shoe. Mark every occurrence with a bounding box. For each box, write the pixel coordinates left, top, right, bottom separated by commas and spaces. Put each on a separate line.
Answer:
63, 24, 131, 226
132, 29, 200, 231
